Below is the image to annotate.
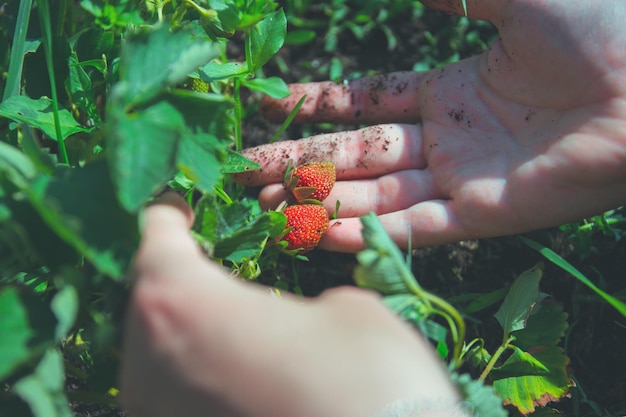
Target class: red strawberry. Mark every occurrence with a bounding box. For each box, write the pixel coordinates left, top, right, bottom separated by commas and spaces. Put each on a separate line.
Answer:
284, 161, 336, 203
280, 204, 329, 253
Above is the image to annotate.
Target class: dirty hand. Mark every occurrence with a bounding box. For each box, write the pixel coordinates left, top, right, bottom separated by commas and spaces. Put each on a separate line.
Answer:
119, 194, 460, 417
234, 0, 626, 252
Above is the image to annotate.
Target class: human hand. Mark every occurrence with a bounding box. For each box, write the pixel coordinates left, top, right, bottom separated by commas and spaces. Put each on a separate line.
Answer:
119, 193, 460, 417
234, 0, 626, 253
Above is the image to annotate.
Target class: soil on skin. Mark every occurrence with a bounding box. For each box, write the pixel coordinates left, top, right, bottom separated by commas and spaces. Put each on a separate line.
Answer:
242, 7, 626, 417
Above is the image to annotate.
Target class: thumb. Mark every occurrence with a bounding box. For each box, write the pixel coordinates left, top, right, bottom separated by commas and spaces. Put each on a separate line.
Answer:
133, 192, 201, 280
140, 192, 195, 239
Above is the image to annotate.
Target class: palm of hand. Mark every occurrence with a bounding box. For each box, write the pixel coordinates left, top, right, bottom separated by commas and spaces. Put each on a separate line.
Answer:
236, 1, 626, 252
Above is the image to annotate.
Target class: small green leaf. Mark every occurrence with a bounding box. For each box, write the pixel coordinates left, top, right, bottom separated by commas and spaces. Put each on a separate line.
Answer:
242, 76, 290, 98
354, 213, 417, 294
13, 348, 72, 417
246, 9, 286, 72
285, 29, 316, 45
0, 96, 91, 141
214, 211, 286, 262
177, 133, 226, 193
489, 346, 550, 380
451, 373, 508, 417
200, 61, 248, 81
494, 265, 543, 336
50, 286, 78, 341
0, 287, 56, 381
0, 141, 38, 189
221, 150, 260, 174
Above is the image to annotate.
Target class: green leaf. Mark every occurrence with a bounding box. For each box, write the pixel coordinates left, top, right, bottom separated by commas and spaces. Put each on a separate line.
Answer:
13, 348, 72, 417
67, 51, 102, 127
107, 94, 184, 212
512, 300, 569, 351
354, 212, 416, 294
214, 210, 285, 262
177, 133, 226, 193
489, 346, 549, 380
200, 61, 248, 81
0, 96, 91, 141
493, 346, 573, 414
0, 287, 56, 381
246, 9, 286, 72
521, 236, 626, 317
285, 29, 316, 45
451, 373, 507, 417
119, 25, 221, 107
26, 158, 139, 278
50, 286, 78, 341
221, 149, 260, 174
166, 89, 233, 140
494, 264, 543, 336
0, 141, 38, 189
242, 76, 290, 98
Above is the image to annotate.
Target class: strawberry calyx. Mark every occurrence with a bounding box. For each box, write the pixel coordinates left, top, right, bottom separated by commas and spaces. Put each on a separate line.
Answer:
283, 160, 336, 204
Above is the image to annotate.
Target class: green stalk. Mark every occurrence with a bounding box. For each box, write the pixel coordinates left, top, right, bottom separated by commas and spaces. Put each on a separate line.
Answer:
479, 335, 515, 381
55, 0, 68, 35
270, 94, 306, 143
3, 0, 33, 100
233, 77, 243, 151
420, 291, 466, 364
37, 0, 69, 165
577, 217, 626, 232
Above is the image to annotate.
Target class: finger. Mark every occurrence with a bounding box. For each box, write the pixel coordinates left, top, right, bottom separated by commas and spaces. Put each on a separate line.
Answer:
135, 193, 201, 278
319, 201, 466, 253
259, 169, 442, 218
234, 124, 425, 186
260, 71, 423, 125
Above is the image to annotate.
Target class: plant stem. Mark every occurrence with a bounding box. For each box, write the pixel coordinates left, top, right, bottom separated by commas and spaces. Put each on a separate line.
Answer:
578, 217, 626, 232
3, 0, 33, 100
233, 77, 243, 151
421, 291, 466, 365
37, 0, 69, 165
479, 334, 515, 381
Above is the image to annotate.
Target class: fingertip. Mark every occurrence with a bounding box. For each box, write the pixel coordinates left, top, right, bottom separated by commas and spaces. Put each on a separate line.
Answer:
318, 218, 365, 253
142, 192, 194, 234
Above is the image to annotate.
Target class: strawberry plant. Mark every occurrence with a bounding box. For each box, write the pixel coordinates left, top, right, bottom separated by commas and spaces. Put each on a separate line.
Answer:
0, 0, 292, 414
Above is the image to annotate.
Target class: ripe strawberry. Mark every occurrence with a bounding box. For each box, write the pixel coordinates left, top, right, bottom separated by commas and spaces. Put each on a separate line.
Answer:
280, 204, 329, 253
284, 161, 336, 203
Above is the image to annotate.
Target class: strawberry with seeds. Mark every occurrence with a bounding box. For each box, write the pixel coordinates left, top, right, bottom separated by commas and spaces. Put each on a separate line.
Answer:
284, 161, 336, 204
279, 204, 329, 253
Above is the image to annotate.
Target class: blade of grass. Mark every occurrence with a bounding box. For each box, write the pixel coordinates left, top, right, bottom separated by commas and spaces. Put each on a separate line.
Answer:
36, 0, 69, 165
520, 236, 626, 317
3, 0, 33, 100
269, 94, 306, 143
